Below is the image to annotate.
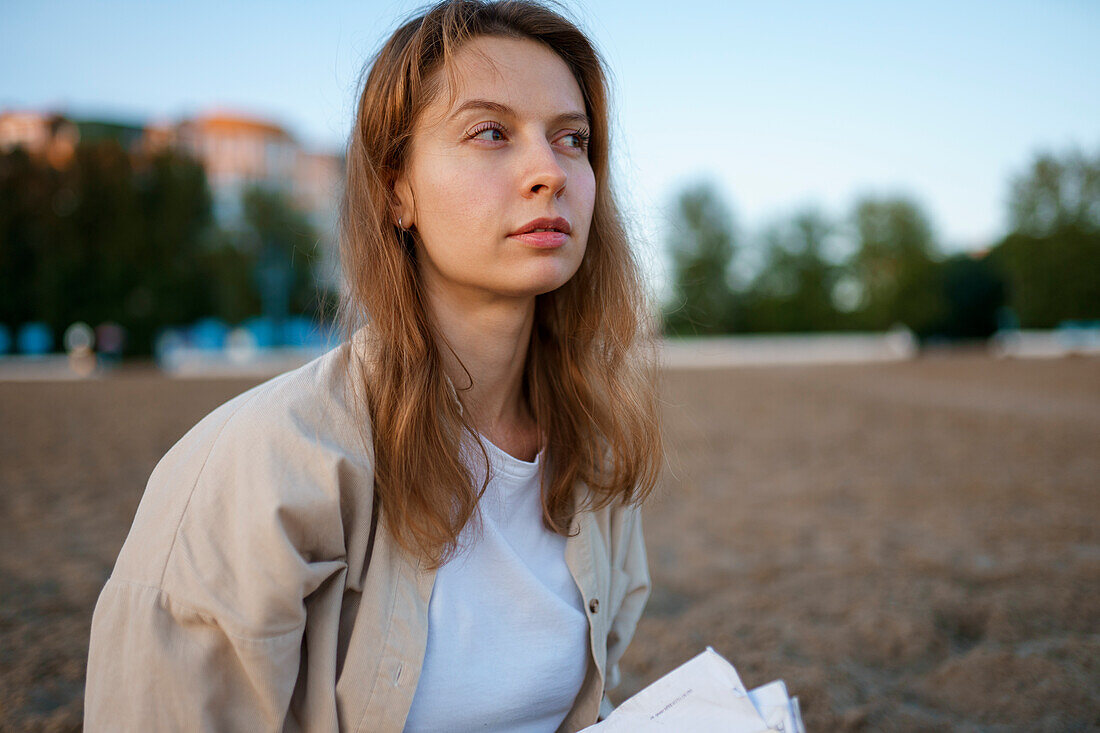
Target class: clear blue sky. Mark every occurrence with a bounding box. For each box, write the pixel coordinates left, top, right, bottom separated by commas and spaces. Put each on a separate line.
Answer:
3, 0, 1098, 289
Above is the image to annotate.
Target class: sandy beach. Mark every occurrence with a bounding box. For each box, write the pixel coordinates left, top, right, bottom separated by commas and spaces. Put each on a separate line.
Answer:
1, 352, 1097, 730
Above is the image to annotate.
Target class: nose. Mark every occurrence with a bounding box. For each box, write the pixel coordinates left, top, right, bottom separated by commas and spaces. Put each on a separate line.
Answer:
521, 138, 567, 199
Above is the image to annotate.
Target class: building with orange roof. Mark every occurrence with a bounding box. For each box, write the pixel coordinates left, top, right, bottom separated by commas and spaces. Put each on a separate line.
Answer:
175, 111, 300, 223
0, 110, 80, 169
172, 110, 345, 291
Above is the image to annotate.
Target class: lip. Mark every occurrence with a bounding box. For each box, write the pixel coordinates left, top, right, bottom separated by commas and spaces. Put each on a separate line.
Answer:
508, 216, 571, 249
509, 217, 571, 236
510, 231, 569, 248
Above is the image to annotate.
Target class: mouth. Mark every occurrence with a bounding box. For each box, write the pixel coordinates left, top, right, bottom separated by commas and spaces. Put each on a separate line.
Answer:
509, 217, 571, 248
510, 217, 571, 236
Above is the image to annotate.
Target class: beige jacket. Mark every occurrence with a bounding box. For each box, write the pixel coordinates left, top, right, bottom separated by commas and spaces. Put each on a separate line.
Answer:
84, 333, 650, 732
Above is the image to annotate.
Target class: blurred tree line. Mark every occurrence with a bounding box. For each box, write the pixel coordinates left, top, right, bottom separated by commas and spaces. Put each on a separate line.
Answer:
2, 136, 1095, 354
0, 139, 335, 355
664, 146, 1100, 340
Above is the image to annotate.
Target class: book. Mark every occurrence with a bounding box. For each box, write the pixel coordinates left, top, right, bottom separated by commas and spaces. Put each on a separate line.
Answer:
580, 647, 805, 732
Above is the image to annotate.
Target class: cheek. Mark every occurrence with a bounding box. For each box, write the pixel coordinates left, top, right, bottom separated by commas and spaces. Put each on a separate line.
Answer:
573, 166, 597, 238
413, 159, 502, 242
581, 167, 596, 210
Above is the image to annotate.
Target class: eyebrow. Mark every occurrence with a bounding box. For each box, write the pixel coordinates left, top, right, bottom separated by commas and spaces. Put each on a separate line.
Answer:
448, 98, 590, 128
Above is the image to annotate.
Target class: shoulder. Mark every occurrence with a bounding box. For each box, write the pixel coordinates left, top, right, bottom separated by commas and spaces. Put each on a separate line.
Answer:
209, 337, 371, 451
110, 340, 376, 631
153, 338, 373, 507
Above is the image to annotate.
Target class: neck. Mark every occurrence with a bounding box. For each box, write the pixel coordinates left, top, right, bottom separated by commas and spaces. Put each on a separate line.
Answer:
424, 278, 540, 461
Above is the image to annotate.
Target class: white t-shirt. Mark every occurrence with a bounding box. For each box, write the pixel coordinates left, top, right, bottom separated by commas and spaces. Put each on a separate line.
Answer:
402, 434, 590, 732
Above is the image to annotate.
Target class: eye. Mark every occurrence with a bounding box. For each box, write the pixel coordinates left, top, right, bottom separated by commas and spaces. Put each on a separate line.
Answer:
467, 121, 507, 142
559, 128, 591, 151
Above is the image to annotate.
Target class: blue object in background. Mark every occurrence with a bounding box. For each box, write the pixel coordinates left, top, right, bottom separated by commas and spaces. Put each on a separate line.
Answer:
242, 316, 279, 348
1056, 319, 1100, 349
283, 314, 334, 347
283, 316, 311, 348
0, 324, 11, 355
283, 316, 336, 349
153, 327, 186, 367
995, 306, 1019, 332
190, 318, 230, 350
1057, 319, 1100, 331
17, 322, 53, 355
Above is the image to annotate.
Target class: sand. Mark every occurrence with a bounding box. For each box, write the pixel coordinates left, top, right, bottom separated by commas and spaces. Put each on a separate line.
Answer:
1, 353, 1097, 731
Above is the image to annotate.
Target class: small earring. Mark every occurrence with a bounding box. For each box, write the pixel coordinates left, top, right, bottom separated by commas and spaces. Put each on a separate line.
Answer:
398, 216, 403, 229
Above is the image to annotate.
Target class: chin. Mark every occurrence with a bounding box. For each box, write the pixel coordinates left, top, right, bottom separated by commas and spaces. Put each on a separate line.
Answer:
511, 260, 582, 297
495, 279, 571, 300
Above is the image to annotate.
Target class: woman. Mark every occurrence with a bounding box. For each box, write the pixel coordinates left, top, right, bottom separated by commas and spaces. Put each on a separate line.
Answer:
84, 1, 661, 730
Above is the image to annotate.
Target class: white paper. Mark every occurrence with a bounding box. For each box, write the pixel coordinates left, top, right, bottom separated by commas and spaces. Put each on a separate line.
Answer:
747, 680, 801, 733
580, 647, 805, 733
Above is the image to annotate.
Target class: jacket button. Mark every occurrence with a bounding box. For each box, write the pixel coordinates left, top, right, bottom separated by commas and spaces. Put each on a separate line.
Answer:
589, 598, 599, 614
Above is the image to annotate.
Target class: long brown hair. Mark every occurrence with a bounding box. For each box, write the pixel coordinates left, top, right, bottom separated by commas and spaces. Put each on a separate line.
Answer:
338, 0, 661, 569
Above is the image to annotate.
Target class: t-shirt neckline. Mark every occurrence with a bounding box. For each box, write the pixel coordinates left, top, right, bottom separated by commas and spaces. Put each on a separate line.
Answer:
474, 431, 545, 481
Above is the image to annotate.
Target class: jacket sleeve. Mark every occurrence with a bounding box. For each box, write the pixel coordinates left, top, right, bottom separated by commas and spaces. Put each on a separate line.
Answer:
84, 390, 352, 732
598, 503, 651, 720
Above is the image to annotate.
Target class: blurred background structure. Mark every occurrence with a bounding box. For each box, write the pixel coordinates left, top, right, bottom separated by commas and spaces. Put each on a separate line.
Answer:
0, 1, 1098, 730
2, 0, 1098, 371
0, 108, 342, 370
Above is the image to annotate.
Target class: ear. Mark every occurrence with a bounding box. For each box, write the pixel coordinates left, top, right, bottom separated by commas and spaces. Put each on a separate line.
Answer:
391, 169, 415, 229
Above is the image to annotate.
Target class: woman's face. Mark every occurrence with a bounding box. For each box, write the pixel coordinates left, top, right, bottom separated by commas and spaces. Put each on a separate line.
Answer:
394, 35, 596, 304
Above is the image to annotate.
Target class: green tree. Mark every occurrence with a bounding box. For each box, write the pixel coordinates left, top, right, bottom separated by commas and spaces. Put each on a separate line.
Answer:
990, 226, 1100, 327
988, 146, 1100, 327
663, 182, 738, 334
847, 196, 946, 336
240, 185, 326, 324
0, 146, 53, 327
1008, 147, 1100, 237
0, 140, 216, 355
741, 208, 842, 332
127, 146, 217, 351
930, 252, 1006, 339
195, 228, 261, 325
